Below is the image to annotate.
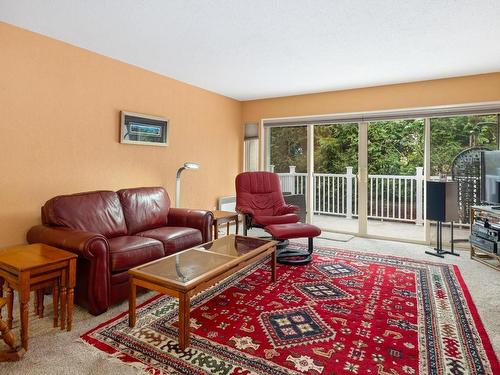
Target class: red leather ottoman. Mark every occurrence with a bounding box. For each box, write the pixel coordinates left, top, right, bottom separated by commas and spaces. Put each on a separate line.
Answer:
266, 223, 321, 265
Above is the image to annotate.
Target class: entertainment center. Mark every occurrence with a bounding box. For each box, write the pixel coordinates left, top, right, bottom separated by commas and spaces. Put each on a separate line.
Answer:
470, 205, 500, 271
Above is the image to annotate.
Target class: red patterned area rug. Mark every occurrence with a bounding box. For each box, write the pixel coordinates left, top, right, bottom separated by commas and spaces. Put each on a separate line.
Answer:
81, 244, 499, 374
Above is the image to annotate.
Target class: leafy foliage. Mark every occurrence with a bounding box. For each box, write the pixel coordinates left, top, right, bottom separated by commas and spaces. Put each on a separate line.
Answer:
269, 115, 498, 176
430, 115, 497, 175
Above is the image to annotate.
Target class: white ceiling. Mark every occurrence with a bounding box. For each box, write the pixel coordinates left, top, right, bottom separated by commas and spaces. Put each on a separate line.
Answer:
1, 0, 500, 100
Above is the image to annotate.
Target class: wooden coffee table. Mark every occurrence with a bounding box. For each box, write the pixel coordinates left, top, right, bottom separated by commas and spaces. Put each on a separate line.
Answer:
128, 235, 277, 349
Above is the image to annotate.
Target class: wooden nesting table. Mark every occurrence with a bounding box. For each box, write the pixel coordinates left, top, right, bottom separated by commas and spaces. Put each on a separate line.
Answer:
212, 210, 239, 239
0, 243, 77, 353
128, 235, 277, 349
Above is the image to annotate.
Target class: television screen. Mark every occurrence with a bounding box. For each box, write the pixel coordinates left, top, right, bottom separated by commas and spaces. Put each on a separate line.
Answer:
482, 150, 500, 204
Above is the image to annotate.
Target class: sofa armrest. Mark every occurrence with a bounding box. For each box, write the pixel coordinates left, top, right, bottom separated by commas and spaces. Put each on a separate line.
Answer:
167, 208, 214, 242
27, 225, 110, 315
27, 225, 108, 259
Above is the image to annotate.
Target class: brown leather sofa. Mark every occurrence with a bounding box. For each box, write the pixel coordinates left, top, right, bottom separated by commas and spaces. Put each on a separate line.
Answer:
27, 187, 213, 315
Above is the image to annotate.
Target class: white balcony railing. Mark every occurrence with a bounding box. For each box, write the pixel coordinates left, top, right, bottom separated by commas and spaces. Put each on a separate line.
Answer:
274, 166, 424, 225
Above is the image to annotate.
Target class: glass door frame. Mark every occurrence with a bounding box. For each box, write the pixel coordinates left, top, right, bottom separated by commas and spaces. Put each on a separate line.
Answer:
260, 107, 500, 245
262, 121, 428, 244
262, 122, 371, 238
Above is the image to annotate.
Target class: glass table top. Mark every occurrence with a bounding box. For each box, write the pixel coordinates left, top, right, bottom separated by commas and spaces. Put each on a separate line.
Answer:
194, 235, 271, 257
131, 235, 274, 286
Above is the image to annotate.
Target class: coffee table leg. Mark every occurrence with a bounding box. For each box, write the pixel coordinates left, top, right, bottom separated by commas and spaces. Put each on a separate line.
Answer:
271, 246, 277, 282
178, 293, 190, 350
129, 278, 136, 328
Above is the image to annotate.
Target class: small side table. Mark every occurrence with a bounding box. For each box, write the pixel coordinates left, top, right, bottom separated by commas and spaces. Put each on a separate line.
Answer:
212, 210, 239, 239
0, 243, 77, 352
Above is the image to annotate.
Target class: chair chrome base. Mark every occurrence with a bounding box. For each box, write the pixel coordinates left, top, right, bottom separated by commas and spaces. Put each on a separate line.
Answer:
276, 238, 313, 265
242, 215, 315, 265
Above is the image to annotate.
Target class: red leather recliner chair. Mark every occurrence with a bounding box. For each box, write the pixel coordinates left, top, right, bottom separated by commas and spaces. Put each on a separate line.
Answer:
235, 171, 318, 264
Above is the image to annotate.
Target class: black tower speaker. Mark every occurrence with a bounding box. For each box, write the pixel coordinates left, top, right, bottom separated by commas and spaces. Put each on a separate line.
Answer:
425, 180, 460, 258
426, 181, 458, 222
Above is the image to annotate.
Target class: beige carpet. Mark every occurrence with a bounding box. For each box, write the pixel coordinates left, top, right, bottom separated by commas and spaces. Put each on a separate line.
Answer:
1, 235, 499, 375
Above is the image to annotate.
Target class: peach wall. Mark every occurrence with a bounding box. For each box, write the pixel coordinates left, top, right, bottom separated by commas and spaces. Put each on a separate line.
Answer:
242, 72, 500, 122
2, 21, 500, 248
0, 23, 242, 247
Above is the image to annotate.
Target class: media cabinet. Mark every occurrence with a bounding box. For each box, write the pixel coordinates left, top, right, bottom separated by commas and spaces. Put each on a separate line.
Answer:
470, 206, 500, 271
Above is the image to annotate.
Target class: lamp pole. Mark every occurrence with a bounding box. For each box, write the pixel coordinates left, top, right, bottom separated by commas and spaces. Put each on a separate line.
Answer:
175, 162, 200, 207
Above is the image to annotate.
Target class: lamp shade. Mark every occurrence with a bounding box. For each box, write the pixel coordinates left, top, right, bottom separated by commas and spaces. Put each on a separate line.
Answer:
183, 162, 200, 169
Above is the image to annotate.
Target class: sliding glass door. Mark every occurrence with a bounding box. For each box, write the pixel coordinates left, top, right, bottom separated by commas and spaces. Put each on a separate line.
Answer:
267, 126, 309, 222
429, 114, 499, 244
312, 123, 359, 233
366, 119, 425, 241
263, 109, 500, 244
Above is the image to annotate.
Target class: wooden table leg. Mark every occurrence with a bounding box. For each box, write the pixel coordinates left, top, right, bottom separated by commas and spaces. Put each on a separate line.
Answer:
53, 279, 59, 328
19, 271, 30, 351
235, 216, 239, 235
6, 285, 13, 330
34, 290, 39, 315
60, 269, 67, 330
0, 310, 16, 352
129, 278, 136, 328
214, 222, 219, 240
0, 296, 25, 361
66, 259, 76, 331
178, 293, 190, 350
271, 246, 277, 282
0, 278, 3, 320
226, 222, 230, 235
36, 289, 44, 318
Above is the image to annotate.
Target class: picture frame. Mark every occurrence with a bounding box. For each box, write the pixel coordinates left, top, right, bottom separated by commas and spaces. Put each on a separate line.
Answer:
120, 111, 169, 146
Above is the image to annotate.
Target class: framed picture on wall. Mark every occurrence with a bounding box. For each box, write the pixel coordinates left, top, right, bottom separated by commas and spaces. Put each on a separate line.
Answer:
120, 111, 169, 146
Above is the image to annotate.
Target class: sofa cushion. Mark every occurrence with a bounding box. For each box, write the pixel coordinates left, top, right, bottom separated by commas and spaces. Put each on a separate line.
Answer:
42, 191, 127, 238
108, 236, 164, 272
137, 227, 202, 256
117, 187, 170, 235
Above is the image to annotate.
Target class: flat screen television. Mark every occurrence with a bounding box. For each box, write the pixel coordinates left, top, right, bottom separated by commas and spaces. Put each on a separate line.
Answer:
481, 150, 500, 204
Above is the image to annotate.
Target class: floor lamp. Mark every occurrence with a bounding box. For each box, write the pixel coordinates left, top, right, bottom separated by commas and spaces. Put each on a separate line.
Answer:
175, 162, 200, 207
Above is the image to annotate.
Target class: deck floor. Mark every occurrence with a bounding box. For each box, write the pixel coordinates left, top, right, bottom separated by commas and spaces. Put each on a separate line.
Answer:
312, 214, 470, 246
218, 213, 471, 248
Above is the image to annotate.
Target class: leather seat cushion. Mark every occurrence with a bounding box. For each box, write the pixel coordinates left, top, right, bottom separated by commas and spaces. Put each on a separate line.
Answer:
266, 223, 321, 240
108, 236, 164, 272
137, 226, 202, 256
253, 213, 300, 226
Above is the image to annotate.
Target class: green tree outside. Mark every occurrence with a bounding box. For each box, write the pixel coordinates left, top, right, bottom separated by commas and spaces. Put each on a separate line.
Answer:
269, 115, 498, 176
